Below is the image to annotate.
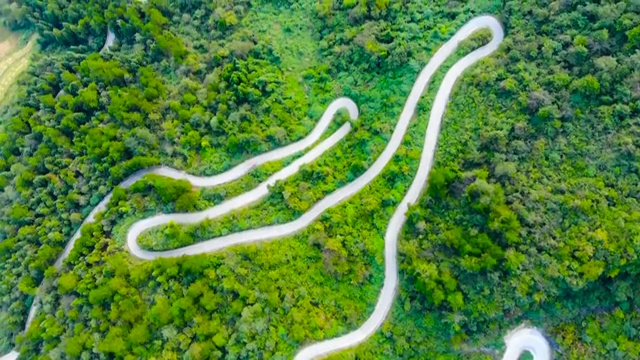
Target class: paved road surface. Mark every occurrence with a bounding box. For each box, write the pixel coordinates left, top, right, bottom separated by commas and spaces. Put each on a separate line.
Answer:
0, 351, 17, 360
7, 98, 357, 359
503, 328, 551, 360
294, 15, 548, 360
102, 28, 116, 51
3, 16, 552, 360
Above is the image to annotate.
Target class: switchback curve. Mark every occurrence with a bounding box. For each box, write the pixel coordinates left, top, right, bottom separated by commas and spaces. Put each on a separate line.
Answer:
5, 98, 357, 359
3, 16, 553, 360
294, 15, 523, 360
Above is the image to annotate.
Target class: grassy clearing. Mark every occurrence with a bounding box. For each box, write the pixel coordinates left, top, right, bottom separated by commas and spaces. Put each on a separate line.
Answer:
0, 36, 35, 104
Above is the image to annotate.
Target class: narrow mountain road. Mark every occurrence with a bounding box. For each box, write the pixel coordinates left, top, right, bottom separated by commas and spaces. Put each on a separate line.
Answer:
0, 351, 17, 360
3, 16, 553, 360
295, 15, 549, 360
503, 328, 552, 360
54, 97, 358, 267
102, 28, 116, 51
9, 97, 357, 359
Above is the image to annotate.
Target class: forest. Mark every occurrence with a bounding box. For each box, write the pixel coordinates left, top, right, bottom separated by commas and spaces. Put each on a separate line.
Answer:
1, 0, 640, 359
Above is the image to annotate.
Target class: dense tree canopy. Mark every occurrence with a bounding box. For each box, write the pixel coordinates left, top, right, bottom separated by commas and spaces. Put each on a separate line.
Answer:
0, 0, 639, 359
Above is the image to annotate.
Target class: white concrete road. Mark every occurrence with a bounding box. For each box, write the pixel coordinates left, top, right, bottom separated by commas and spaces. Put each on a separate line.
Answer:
54, 97, 358, 268
503, 327, 552, 360
102, 28, 116, 51
11, 97, 358, 359
0, 351, 18, 360
4, 16, 552, 360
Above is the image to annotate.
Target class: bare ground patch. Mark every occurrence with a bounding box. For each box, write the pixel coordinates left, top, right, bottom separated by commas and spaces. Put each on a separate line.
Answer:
0, 37, 18, 59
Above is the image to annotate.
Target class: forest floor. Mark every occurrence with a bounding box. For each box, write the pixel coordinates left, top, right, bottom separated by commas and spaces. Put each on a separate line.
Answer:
0, 34, 36, 104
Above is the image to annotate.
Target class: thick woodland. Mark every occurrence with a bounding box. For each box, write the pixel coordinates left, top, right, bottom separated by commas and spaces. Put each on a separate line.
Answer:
1, 0, 640, 359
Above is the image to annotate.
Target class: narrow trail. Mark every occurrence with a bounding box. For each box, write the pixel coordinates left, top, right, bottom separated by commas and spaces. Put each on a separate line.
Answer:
3, 16, 552, 360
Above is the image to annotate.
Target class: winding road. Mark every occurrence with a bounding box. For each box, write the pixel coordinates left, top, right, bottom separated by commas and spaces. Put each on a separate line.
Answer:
102, 28, 116, 51
503, 328, 552, 360
3, 15, 552, 360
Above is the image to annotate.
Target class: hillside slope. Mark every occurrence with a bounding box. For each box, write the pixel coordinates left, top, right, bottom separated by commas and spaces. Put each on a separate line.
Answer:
0, 1, 639, 359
